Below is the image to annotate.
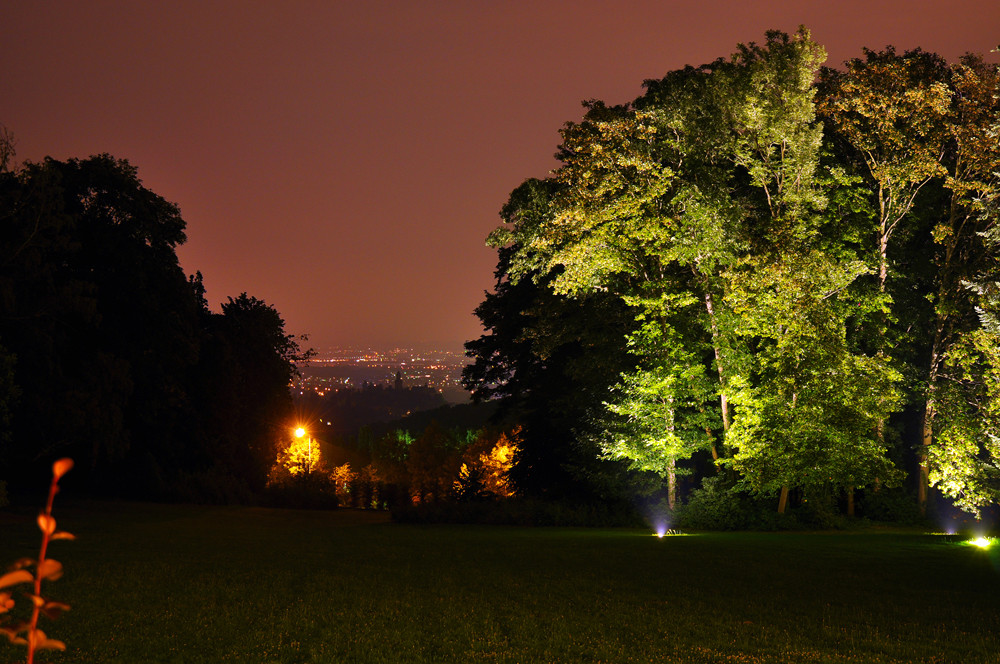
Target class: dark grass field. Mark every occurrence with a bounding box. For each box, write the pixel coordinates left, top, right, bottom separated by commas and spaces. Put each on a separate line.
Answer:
1, 501, 998, 663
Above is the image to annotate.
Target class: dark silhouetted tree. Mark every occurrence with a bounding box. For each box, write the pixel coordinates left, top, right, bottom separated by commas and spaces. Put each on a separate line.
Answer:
0, 151, 308, 500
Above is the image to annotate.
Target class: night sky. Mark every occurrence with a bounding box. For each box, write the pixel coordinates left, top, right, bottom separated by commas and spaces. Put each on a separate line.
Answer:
5, 1, 998, 350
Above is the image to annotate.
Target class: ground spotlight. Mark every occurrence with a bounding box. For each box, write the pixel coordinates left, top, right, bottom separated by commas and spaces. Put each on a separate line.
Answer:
652, 528, 682, 538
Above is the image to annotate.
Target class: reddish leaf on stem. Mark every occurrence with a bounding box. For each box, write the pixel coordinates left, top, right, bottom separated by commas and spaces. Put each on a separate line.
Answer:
0, 570, 32, 590
51, 459, 74, 481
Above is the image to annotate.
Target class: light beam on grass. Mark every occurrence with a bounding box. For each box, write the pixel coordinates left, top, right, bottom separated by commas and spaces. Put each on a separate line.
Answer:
650, 527, 686, 538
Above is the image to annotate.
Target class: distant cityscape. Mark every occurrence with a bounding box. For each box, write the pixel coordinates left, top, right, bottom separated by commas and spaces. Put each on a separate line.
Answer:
293, 346, 471, 403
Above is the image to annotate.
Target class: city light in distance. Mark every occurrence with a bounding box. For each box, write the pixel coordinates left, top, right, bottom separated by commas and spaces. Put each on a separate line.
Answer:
293, 346, 470, 402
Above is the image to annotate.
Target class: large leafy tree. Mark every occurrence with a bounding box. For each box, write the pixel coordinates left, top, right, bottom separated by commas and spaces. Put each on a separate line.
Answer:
59, 155, 203, 493
191, 292, 309, 495
0, 151, 308, 499
464, 217, 639, 498
473, 32, 1000, 518
487, 94, 724, 507
487, 29, 901, 508
0, 154, 196, 490
925, 64, 1000, 515
819, 50, 1000, 514
725, 251, 903, 509
818, 48, 952, 295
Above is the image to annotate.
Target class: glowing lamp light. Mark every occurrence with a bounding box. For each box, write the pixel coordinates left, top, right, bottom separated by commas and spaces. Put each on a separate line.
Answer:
294, 427, 306, 438
971, 537, 992, 549
650, 519, 672, 538
652, 524, 684, 538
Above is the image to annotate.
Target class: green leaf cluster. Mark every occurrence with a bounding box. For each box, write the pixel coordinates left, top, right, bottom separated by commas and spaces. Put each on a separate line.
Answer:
472, 29, 1000, 517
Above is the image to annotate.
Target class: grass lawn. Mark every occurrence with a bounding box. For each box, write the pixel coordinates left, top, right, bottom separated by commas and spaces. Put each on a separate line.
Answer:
1, 501, 998, 663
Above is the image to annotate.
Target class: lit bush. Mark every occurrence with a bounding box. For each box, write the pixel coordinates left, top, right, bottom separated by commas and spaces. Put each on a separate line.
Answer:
453, 429, 520, 501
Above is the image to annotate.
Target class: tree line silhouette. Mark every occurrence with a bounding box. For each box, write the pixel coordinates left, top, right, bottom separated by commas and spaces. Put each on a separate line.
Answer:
0, 142, 308, 503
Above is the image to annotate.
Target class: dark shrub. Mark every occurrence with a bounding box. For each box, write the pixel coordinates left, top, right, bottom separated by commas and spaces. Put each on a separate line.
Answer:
857, 487, 924, 525
676, 476, 759, 530
265, 473, 340, 510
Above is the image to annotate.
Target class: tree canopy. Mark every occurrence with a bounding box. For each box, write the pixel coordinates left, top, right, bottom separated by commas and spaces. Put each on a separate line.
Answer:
0, 148, 308, 500
468, 29, 1000, 518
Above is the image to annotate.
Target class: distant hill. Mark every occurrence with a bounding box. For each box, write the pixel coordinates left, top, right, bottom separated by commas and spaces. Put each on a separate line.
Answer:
367, 401, 500, 440
295, 385, 449, 437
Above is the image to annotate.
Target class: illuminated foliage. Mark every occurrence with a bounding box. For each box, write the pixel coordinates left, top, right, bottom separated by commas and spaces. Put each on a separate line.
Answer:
329, 463, 355, 504
267, 429, 325, 492
725, 251, 903, 495
818, 48, 951, 292
931, 331, 1000, 515
821, 49, 1000, 513
0, 459, 74, 663
931, 197, 1000, 515
601, 315, 719, 507
488, 29, 902, 508
453, 429, 520, 500
477, 29, 1000, 520
282, 431, 320, 476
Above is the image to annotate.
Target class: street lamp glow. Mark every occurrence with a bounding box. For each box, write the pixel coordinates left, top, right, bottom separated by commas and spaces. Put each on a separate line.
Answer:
294, 427, 312, 475
971, 537, 992, 549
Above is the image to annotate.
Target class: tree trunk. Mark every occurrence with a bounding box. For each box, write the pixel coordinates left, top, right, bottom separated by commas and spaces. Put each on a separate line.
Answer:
919, 318, 946, 516
873, 420, 883, 492
919, 398, 934, 516
878, 230, 890, 293
704, 292, 730, 432
707, 428, 720, 471
663, 392, 677, 509
777, 485, 789, 514
667, 458, 676, 510
846, 487, 855, 517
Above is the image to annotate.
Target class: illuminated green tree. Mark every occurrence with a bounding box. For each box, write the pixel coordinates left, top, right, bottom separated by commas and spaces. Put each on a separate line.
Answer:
820, 50, 1000, 514
488, 29, 891, 508
818, 48, 951, 295
725, 251, 903, 510
932, 326, 1000, 516
927, 80, 1000, 515
601, 312, 718, 508
477, 30, 1000, 519
488, 99, 720, 506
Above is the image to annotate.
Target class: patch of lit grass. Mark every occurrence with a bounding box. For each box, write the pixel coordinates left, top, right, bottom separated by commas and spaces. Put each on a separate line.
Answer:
2, 502, 999, 663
